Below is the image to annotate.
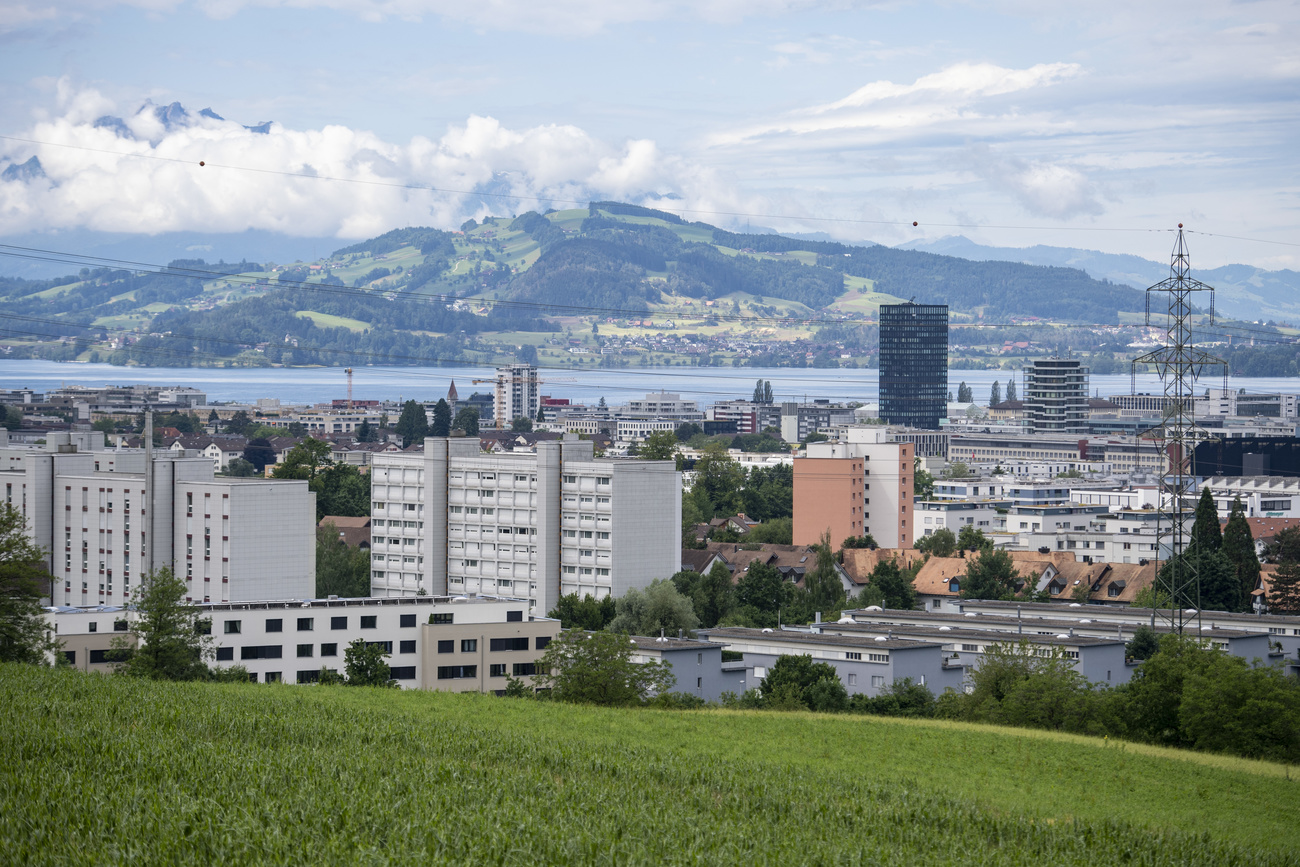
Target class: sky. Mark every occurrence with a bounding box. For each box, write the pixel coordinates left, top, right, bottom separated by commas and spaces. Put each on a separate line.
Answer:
0, 0, 1297, 269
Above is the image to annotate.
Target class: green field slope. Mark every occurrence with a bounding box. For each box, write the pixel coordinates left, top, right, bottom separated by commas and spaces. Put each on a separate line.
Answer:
2, 665, 1295, 865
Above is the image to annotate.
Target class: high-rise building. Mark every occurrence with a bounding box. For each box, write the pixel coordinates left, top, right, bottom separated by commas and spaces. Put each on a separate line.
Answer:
369, 435, 681, 614
879, 303, 948, 430
494, 364, 540, 427
793, 427, 914, 549
1, 430, 315, 606
1024, 358, 1090, 434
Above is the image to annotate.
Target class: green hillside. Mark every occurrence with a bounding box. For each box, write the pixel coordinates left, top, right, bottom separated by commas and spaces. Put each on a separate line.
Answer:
3, 664, 1295, 865
0, 203, 1258, 369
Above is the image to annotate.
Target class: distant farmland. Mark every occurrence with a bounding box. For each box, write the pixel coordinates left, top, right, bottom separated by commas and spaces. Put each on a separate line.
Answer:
2, 665, 1295, 865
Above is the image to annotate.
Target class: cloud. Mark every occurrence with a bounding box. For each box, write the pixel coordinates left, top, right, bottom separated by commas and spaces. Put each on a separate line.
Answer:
0, 85, 762, 238
965, 146, 1104, 220
0, 0, 890, 36
710, 61, 1083, 144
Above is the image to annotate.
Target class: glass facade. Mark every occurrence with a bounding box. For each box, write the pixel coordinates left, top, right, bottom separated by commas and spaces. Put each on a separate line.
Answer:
879, 303, 948, 430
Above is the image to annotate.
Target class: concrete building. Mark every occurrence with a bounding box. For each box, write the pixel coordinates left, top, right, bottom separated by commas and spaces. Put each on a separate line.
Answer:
699, 626, 965, 698
629, 635, 744, 701
879, 302, 948, 430
369, 435, 681, 614
624, 392, 701, 419
494, 364, 540, 428
916, 499, 1009, 537
1023, 358, 1090, 434
50, 595, 561, 691
1, 430, 315, 607
794, 427, 914, 549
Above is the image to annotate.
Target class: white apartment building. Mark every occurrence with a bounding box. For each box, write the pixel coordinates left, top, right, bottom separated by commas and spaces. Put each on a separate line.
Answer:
369, 435, 681, 614
1023, 358, 1090, 434
494, 364, 540, 427
798, 426, 914, 549
624, 392, 701, 419
1, 430, 315, 607
51, 595, 561, 691
916, 499, 1009, 537
617, 419, 678, 442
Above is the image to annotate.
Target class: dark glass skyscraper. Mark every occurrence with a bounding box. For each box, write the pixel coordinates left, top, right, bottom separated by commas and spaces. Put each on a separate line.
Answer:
879, 302, 948, 429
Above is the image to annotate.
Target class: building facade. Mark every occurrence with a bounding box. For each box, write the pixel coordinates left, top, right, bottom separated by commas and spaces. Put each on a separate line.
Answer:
1, 430, 315, 607
369, 435, 681, 614
794, 427, 914, 549
494, 364, 540, 428
879, 302, 948, 430
1023, 358, 1090, 434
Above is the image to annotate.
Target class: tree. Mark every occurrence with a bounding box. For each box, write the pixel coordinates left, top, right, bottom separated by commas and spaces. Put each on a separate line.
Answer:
747, 517, 792, 545
1221, 497, 1260, 604
867, 558, 918, 610
914, 462, 935, 500
273, 438, 333, 483
431, 398, 452, 437
536, 628, 675, 706
734, 561, 789, 624
752, 379, 764, 403
1267, 560, 1300, 614
758, 654, 848, 713
1125, 625, 1160, 661
355, 419, 377, 442
225, 458, 256, 477
241, 438, 277, 474
395, 400, 429, 448
960, 548, 1020, 600
1006, 379, 1017, 402
802, 531, 845, 615
316, 522, 372, 598
1179, 655, 1300, 763
956, 525, 992, 552
850, 678, 935, 718
916, 527, 956, 557
692, 560, 736, 628
286, 422, 307, 438
989, 380, 1001, 406
1265, 525, 1300, 564
511, 416, 534, 433
535, 405, 547, 424
690, 443, 745, 518
764, 381, 773, 403
841, 533, 878, 550
225, 410, 253, 436
343, 638, 394, 686
957, 382, 972, 402
674, 422, 702, 441
638, 430, 678, 461
547, 593, 617, 630
1158, 550, 1240, 613
115, 568, 211, 681
606, 579, 699, 636
452, 407, 480, 436
0, 504, 57, 664
961, 640, 1097, 732
1191, 487, 1222, 554
943, 461, 972, 479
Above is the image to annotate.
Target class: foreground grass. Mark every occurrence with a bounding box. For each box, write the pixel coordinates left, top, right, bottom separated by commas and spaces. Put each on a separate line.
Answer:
2, 665, 1296, 865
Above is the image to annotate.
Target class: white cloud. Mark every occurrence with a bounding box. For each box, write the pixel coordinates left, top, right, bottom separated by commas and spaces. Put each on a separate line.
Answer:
0, 87, 762, 238
965, 147, 1104, 219
710, 62, 1083, 144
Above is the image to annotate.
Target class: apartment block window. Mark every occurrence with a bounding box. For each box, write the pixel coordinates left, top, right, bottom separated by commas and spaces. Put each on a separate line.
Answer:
321, 643, 338, 657
399, 614, 416, 628
266, 618, 283, 633
845, 652, 862, 660
512, 662, 537, 677
360, 615, 377, 629
490, 664, 508, 677
265, 672, 281, 683
224, 620, 242, 635
437, 665, 477, 680
366, 641, 393, 654
847, 673, 857, 686
461, 639, 478, 653
331, 616, 347, 630
438, 640, 455, 654
399, 640, 416, 654
390, 666, 416, 681
430, 613, 454, 625
298, 618, 314, 631
871, 675, 886, 688
216, 647, 233, 661
240, 645, 283, 660
961, 644, 979, 652
297, 644, 313, 658
536, 636, 551, 650
490, 637, 530, 652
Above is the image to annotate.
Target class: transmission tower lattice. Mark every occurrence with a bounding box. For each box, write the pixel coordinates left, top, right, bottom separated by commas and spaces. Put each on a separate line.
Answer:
1132, 227, 1226, 635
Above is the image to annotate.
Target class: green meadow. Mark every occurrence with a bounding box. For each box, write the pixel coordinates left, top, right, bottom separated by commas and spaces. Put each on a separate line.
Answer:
2, 664, 1295, 865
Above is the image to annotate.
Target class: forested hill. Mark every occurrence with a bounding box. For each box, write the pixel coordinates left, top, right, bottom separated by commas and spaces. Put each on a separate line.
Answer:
0, 203, 1150, 367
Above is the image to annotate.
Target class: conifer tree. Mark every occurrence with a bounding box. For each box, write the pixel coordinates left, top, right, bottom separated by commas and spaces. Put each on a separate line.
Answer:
989, 380, 1001, 407
1192, 487, 1222, 553
1221, 497, 1260, 604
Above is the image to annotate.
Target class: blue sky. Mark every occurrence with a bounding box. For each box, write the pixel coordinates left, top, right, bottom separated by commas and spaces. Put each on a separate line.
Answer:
1, 1, 1297, 268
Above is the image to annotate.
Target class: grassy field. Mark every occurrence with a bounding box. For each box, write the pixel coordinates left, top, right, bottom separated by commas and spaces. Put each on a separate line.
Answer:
294, 310, 371, 332
2, 665, 1296, 865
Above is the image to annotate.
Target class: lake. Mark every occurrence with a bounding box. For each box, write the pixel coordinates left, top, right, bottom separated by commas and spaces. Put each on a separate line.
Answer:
1, 359, 1296, 406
